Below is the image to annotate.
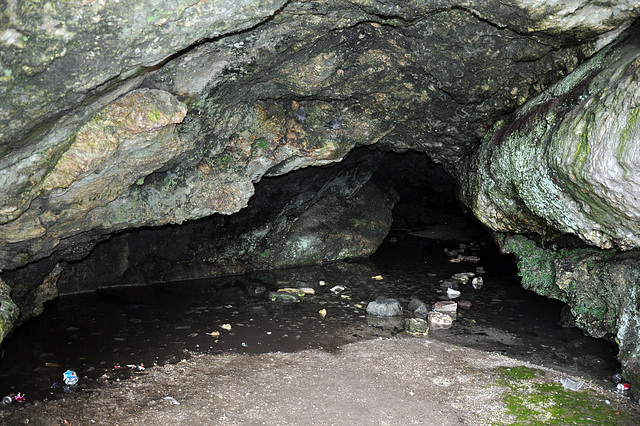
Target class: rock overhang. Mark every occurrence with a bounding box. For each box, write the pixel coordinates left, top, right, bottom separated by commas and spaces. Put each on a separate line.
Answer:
2, 0, 640, 385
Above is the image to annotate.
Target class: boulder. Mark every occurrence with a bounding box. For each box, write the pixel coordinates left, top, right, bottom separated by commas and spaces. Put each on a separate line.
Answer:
366, 298, 403, 317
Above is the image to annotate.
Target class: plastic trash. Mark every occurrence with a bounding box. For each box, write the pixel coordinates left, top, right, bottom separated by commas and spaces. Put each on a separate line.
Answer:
163, 396, 180, 405
2, 396, 12, 405
63, 369, 79, 386
617, 382, 630, 396
560, 378, 584, 391
330, 285, 345, 294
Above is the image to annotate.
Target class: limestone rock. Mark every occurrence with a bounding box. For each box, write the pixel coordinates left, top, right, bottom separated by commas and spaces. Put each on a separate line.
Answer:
0, 278, 19, 344
428, 311, 454, 328
460, 24, 640, 250
366, 297, 403, 317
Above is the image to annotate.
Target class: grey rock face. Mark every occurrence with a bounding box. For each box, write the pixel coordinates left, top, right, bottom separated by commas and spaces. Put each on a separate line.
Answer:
1, 0, 640, 375
2, 0, 629, 277
459, 25, 640, 250
367, 297, 403, 317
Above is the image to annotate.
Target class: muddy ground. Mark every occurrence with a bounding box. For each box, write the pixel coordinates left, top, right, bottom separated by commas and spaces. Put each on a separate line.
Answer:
2, 335, 639, 425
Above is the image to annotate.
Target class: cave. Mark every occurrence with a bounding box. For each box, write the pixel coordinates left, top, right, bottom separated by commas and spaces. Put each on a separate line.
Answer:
2, 1, 640, 422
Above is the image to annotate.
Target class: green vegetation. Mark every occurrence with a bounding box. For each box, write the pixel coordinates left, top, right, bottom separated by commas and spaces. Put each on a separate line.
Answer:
217, 154, 233, 165
253, 137, 269, 149
147, 106, 163, 122
499, 235, 563, 300
260, 249, 271, 259
494, 366, 636, 425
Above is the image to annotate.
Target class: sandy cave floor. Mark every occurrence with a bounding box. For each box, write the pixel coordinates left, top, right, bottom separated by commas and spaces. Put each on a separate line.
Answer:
2, 335, 639, 425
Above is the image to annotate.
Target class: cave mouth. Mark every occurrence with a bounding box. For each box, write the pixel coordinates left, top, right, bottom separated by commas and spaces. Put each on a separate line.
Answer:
0, 149, 621, 402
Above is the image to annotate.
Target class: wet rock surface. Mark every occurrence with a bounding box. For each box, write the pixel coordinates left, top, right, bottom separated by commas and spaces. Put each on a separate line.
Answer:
460, 24, 640, 250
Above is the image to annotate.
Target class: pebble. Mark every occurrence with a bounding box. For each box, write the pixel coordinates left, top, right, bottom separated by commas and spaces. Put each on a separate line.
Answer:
451, 272, 475, 284
458, 300, 472, 309
446, 288, 461, 299
428, 311, 454, 328
472, 277, 484, 289
433, 301, 457, 313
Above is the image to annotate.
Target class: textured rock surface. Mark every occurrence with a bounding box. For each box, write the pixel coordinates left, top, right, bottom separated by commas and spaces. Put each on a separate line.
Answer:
3, 0, 633, 275
366, 297, 403, 317
459, 24, 640, 389
0, 278, 19, 343
1, 0, 640, 376
460, 24, 640, 250
50, 150, 396, 292
497, 234, 640, 388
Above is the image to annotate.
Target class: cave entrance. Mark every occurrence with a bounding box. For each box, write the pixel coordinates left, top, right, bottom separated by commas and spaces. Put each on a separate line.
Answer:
0, 149, 620, 403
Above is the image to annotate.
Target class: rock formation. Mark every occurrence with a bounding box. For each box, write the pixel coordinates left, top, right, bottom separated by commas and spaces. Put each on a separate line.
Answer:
2, 0, 640, 388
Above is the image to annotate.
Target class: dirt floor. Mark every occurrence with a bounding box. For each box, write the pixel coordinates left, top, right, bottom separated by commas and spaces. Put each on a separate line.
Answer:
2, 335, 638, 425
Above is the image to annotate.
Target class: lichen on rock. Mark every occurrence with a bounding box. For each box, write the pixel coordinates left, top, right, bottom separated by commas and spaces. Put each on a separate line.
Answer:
0, 278, 19, 346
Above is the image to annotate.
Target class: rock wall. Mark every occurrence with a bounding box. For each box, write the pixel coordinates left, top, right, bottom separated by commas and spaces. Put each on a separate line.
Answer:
460, 24, 640, 388
1, 0, 640, 379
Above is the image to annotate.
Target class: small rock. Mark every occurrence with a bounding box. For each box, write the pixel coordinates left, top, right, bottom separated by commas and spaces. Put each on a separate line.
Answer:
476, 266, 486, 274
440, 279, 459, 290
428, 311, 454, 328
458, 300, 472, 309
414, 303, 429, 319
446, 288, 461, 299
405, 318, 429, 336
220, 323, 232, 331
366, 297, 403, 316
433, 301, 457, 313
451, 272, 475, 284
407, 297, 425, 311
472, 277, 484, 289
268, 291, 300, 302
278, 288, 306, 297
318, 308, 327, 318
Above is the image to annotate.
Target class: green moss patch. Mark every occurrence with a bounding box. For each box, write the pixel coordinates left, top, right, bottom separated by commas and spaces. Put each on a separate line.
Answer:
493, 366, 637, 425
